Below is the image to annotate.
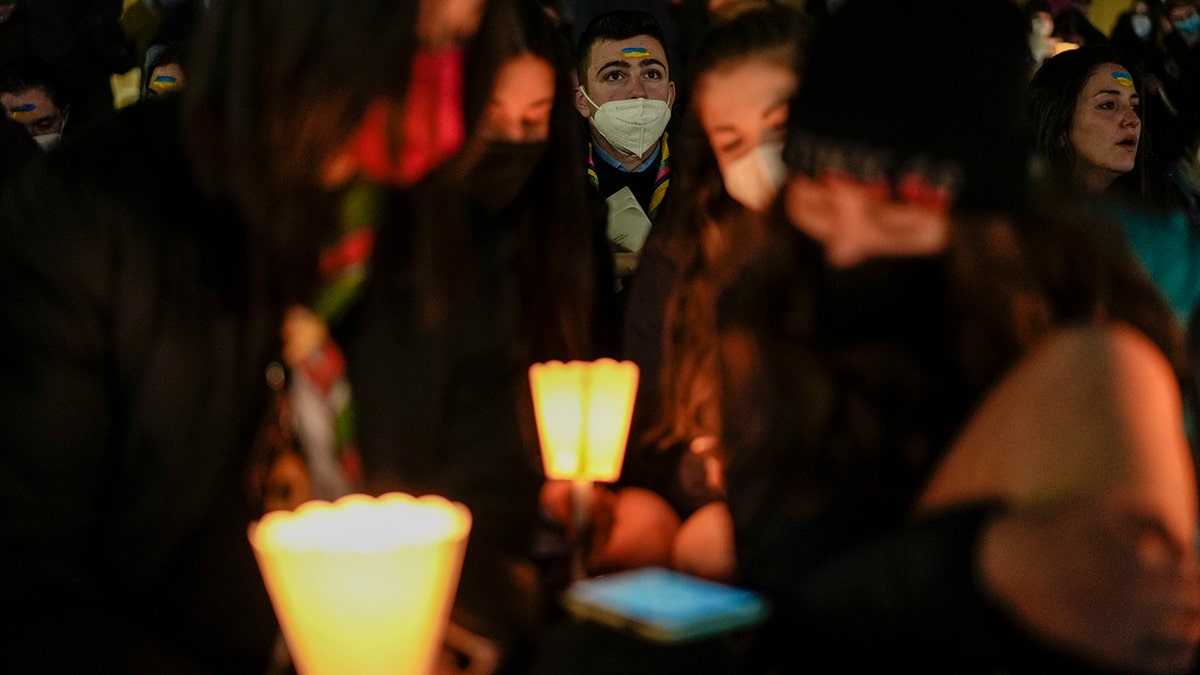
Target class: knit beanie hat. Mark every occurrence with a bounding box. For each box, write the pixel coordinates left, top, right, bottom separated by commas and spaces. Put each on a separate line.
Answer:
784, 0, 1032, 214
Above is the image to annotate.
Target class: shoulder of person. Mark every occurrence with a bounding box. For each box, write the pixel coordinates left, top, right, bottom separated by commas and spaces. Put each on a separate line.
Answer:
919, 323, 1196, 542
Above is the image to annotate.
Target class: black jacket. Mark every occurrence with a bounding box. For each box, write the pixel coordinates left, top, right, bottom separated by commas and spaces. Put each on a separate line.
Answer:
0, 99, 544, 672
0, 100, 279, 673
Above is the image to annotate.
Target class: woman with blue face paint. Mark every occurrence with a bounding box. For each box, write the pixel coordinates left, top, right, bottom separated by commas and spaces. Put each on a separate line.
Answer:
1030, 46, 1200, 329
1030, 47, 1148, 197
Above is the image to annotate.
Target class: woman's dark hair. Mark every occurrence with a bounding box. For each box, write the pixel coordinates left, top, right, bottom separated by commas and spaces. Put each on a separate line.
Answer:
461, 0, 564, 141
182, 0, 420, 297
721, 200, 1186, 523
1028, 45, 1151, 197
446, 0, 600, 357
650, 2, 807, 450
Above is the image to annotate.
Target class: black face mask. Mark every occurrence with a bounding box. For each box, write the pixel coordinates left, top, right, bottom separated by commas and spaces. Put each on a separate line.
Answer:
464, 140, 548, 213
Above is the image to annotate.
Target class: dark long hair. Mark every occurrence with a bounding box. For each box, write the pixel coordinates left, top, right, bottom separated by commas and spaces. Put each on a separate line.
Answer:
182, 0, 420, 299
1028, 45, 1153, 198
651, 3, 808, 450
720, 202, 1186, 526
411, 0, 598, 362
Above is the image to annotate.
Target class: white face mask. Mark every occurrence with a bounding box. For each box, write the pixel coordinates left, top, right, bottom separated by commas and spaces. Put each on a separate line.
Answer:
1131, 14, 1152, 39
579, 86, 672, 159
721, 140, 786, 212
33, 131, 61, 150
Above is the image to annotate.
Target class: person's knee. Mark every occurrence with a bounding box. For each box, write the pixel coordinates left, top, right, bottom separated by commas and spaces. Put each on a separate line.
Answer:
673, 501, 735, 582
591, 487, 681, 572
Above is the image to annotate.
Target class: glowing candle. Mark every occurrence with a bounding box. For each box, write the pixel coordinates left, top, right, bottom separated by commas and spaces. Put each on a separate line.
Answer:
528, 358, 639, 483
249, 493, 471, 675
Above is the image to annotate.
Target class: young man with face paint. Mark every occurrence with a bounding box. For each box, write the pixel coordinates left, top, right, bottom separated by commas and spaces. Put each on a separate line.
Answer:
0, 56, 69, 150
574, 10, 676, 279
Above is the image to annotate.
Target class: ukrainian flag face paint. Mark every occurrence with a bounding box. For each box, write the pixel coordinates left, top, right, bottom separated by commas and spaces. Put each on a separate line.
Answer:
150, 75, 180, 93
146, 64, 185, 98
1068, 63, 1141, 190
9, 103, 36, 120
621, 47, 651, 59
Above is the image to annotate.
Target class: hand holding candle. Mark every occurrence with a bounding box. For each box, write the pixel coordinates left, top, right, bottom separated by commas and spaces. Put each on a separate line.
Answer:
528, 358, 639, 578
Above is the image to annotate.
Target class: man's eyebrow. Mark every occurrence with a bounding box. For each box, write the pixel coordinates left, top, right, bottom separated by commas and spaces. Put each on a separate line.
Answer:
596, 59, 631, 75
640, 58, 666, 70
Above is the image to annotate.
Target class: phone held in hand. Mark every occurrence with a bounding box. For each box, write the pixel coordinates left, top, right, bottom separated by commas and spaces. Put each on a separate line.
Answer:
562, 567, 771, 644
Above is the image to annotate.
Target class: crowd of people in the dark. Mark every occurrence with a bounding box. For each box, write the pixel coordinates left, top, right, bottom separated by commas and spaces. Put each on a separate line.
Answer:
4, 0, 1200, 673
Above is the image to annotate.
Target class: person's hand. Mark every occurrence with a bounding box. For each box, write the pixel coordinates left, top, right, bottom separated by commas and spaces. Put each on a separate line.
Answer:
783, 171, 951, 269
538, 479, 617, 534
614, 251, 640, 278
979, 496, 1200, 674
589, 487, 680, 573
672, 501, 735, 582
539, 481, 678, 573
435, 622, 500, 675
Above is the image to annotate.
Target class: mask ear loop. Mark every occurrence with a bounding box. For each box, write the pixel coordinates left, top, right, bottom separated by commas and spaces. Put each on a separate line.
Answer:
578, 85, 673, 110
579, 86, 601, 112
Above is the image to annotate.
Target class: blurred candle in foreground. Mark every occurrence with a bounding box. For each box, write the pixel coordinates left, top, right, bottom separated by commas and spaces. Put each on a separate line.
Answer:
528, 358, 639, 482
248, 493, 471, 675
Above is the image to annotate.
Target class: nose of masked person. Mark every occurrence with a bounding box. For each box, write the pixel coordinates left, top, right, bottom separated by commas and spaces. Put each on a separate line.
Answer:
463, 140, 548, 213
721, 140, 787, 212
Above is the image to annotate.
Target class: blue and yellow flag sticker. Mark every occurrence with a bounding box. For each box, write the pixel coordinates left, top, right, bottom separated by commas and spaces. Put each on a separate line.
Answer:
9, 103, 36, 119
1112, 71, 1134, 87
622, 47, 652, 58
150, 75, 180, 92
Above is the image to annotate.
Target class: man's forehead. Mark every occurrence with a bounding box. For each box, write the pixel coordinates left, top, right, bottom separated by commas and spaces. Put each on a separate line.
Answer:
589, 35, 668, 69
2, 87, 55, 115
